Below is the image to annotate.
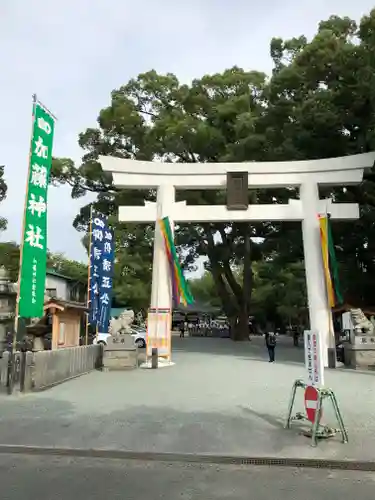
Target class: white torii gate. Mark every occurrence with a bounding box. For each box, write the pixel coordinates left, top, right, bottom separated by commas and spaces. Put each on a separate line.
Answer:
100, 152, 375, 367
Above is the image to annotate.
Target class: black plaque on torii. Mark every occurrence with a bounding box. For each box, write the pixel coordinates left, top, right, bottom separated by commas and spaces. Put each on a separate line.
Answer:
226, 171, 249, 210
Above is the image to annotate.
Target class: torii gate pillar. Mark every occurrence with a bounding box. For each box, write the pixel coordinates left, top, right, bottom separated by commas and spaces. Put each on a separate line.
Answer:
150, 184, 175, 312
300, 182, 334, 367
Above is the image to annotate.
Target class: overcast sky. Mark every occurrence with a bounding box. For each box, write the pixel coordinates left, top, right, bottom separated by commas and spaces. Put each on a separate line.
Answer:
1, 0, 374, 272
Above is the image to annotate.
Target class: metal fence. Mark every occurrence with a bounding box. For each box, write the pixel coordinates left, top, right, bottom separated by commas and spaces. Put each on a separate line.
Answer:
0, 344, 102, 393
0, 352, 11, 388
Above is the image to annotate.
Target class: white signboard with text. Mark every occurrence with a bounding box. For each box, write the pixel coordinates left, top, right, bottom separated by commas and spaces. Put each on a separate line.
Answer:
146, 308, 171, 358
304, 330, 324, 387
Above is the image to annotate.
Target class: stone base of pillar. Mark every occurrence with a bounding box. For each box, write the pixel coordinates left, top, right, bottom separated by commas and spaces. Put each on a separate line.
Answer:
139, 357, 175, 369
344, 337, 375, 370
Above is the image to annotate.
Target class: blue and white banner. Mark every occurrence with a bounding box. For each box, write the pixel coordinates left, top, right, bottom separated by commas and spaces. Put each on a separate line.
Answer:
88, 213, 115, 332
97, 226, 114, 333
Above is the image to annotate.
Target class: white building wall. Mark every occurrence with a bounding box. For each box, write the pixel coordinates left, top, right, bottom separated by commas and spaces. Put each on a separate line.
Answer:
45, 275, 69, 300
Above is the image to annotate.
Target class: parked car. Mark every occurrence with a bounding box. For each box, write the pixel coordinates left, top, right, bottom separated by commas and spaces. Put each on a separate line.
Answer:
93, 327, 146, 348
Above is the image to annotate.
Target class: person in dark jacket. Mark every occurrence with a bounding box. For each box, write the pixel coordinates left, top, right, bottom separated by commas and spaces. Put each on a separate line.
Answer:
179, 321, 185, 338
292, 327, 299, 347
265, 331, 277, 362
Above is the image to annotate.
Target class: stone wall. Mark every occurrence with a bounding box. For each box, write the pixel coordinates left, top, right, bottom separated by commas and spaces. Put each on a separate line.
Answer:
102, 334, 138, 370
344, 336, 375, 370
0, 344, 102, 392
0, 352, 9, 387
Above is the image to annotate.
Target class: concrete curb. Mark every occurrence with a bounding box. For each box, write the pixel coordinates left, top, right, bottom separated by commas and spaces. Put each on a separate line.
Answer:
0, 445, 374, 471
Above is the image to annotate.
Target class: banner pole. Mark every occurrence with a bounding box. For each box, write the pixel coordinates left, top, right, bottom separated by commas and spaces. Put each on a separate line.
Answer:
85, 204, 94, 346
155, 218, 161, 362
7, 94, 37, 395
34, 99, 58, 122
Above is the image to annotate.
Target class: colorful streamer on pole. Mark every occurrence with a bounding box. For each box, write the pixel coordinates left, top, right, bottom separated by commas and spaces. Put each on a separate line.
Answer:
159, 216, 194, 307
319, 214, 343, 308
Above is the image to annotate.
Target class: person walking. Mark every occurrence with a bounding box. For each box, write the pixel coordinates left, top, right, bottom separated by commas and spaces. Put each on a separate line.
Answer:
265, 330, 277, 362
247, 317, 252, 341
292, 327, 299, 347
179, 321, 185, 338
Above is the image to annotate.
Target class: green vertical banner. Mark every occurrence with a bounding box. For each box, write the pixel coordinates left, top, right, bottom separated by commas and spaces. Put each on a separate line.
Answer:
18, 100, 55, 318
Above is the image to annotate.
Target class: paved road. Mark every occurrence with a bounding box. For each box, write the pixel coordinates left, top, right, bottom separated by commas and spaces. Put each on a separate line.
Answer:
1, 453, 375, 500
0, 336, 374, 462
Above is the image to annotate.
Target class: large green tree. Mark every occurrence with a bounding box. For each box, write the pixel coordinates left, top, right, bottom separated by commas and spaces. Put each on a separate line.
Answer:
0, 241, 88, 285
251, 260, 307, 328
191, 260, 308, 329
0, 242, 19, 281
47, 252, 87, 283
51, 8, 375, 334
263, 12, 375, 306
51, 68, 274, 338
189, 271, 226, 310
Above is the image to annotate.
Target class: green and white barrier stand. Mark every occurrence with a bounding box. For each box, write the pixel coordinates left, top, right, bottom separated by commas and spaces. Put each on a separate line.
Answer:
285, 378, 348, 447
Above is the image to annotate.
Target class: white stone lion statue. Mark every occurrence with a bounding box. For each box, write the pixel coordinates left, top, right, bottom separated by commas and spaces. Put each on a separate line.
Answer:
350, 308, 374, 336
109, 309, 134, 335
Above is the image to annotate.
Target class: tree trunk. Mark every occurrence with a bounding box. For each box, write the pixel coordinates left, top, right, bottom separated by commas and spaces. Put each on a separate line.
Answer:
209, 263, 236, 319
204, 223, 253, 341
204, 229, 238, 321
232, 224, 253, 341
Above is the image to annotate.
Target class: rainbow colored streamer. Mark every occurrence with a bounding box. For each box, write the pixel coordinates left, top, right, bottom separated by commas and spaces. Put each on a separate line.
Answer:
158, 217, 194, 307
319, 215, 343, 308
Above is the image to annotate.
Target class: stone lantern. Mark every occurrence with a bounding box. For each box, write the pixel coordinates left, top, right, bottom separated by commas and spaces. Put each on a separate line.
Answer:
0, 267, 16, 355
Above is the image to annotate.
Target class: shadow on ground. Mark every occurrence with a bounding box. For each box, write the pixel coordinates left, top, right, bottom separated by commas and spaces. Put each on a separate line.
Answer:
0, 395, 337, 458
1, 336, 375, 461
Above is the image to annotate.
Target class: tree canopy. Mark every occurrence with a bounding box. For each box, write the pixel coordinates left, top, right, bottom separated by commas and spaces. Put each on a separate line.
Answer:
42, 9, 375, 332
190, 260, 307, 330
0, 241, 87, 284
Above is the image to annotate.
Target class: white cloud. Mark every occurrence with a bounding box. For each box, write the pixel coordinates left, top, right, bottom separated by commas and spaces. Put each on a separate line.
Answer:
0, 0, 374, 263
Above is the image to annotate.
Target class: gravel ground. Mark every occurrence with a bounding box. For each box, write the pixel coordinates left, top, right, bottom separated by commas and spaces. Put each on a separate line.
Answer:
0, 336, 374, 462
